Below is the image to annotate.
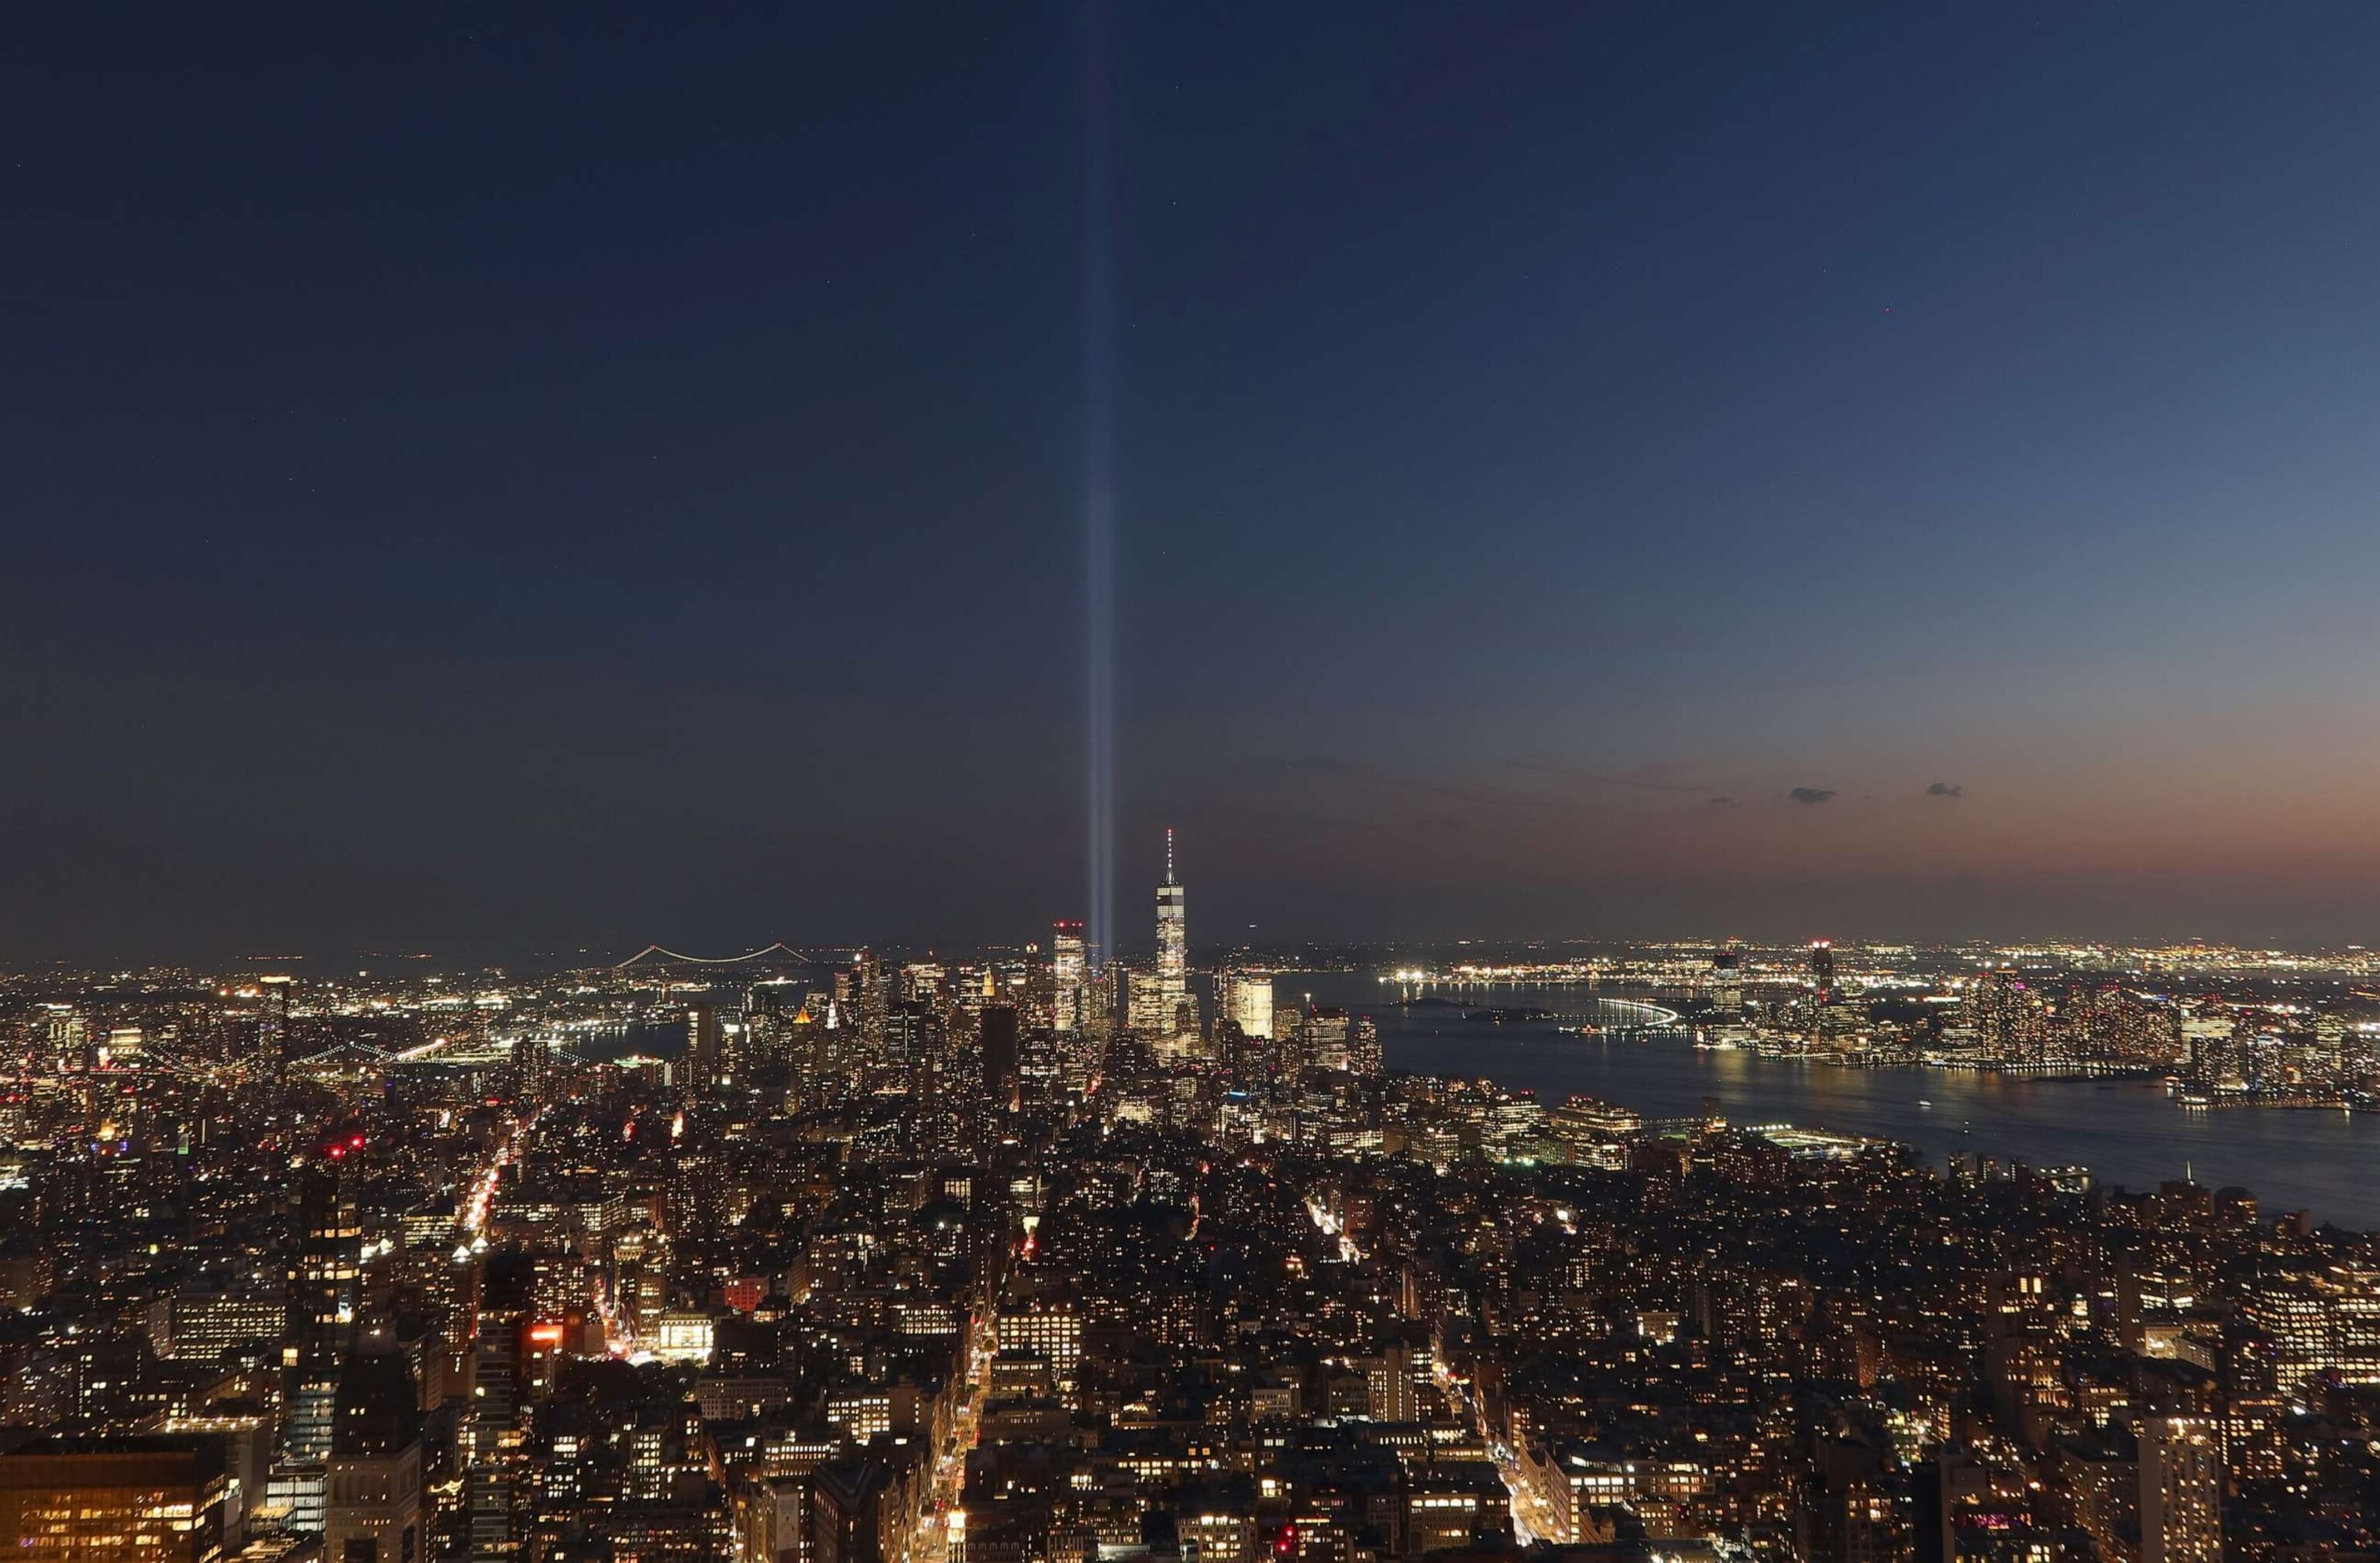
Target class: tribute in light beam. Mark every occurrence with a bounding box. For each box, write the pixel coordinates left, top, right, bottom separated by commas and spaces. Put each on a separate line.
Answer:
1082, 0, 1116, 974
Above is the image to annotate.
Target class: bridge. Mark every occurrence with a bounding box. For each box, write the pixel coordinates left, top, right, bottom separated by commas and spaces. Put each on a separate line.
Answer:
612, 942, 845, 969
1588, 995, 1684, 1028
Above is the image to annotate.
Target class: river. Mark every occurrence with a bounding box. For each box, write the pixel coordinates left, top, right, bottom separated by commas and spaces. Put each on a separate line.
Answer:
1290, 974, 2380, 1232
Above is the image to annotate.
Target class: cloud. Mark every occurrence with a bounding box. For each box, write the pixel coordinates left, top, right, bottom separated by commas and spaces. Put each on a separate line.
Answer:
1507, 759, 1710, 795
1787, 787, 1837, 805
1927, 781, 1964, 798
1708, 796, 1737, 807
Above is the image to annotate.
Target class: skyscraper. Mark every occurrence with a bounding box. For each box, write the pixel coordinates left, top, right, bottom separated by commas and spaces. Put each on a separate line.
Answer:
1809, 940, 1835, 1006
1348, 1014, 1381, 1076
258, 976, 291, 1082
1135, 828, 1199, 1052
2138, 1415, 2222, 1563
978, 1005, 1020, 1110
1221, 972, 1273, 1041
1051, 921, 1086, 1033
1156, 828, 1187, 1020
685, 1001, 721, 1097
291, 1136, 363, 1363
1710, 948, 1742, 1014
466, 1255, 533, 1563
282, 1132, 364, 1531
326, 1352, 422, 1563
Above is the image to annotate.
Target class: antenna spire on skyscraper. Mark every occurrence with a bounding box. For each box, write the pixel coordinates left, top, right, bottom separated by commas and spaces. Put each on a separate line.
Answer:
1147, 825, 1195, 1050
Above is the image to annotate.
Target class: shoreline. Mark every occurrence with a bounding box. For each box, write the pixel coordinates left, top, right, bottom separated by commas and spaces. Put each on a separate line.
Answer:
1347, 982, 2380, 1230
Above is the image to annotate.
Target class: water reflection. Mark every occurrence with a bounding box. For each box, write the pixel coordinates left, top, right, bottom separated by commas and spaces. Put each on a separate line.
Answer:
1304, 976, 2380, 1231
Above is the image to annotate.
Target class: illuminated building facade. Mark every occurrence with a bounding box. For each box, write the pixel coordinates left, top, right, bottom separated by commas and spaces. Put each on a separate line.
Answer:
1051, 921, 1085, 1033
1155, 830, 1186, 1010
2138, 1416, 2222, 1563
1221, 972, 1273, 1041
0, 1438, 229, 1563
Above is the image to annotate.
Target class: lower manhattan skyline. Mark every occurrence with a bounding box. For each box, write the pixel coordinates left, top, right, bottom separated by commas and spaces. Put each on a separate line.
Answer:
9, 9, 2380, 1562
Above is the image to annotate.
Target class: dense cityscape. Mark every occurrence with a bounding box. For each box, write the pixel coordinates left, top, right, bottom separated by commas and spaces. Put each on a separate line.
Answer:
5, 842, 2378, 1563
18, 3, 2380, 1558
1410, 937, 2380, 1110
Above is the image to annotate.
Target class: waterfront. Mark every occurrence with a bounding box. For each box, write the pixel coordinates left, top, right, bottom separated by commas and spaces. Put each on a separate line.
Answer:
1301, 975, 2380, 1231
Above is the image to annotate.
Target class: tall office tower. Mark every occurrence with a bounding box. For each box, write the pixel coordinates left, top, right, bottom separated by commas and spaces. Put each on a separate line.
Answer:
738, 983, 786, 1076
683, 1001, 721, 1097
40, 1004, 88, 1076
0, 1436, 231, 1563
259, 977, 292, 1080
2138, 1415, 2223, 1563
802, 1007, 838, 1113
1080, 963, 1116, 1048
978, 1006, 1020, 1110
1305, 1008, 1352, 1071
1051, 921, 1087, 1032
1710, 949, 1743, 1014
1809, 940, 1835, 1005
846, 952, 888, 1053
1221, 973, 1273, 1040
1155, 829, 1187, 1015
284, 1134, 365, 1529
899, 962, 947, 1005
949, 964, 992, 1035
884, 1003, 938, 1097
1147, 828, 1200, 1050
291, 1141, 363, 1352
466, 1255, 533, 1563
326, 1353, 422, 1563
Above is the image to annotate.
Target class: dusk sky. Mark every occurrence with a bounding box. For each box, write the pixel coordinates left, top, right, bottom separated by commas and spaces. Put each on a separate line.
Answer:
10, 4, 2380, 962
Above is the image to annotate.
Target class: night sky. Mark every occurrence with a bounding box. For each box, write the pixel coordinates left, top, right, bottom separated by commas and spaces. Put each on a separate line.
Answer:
11, 5, 2380, 963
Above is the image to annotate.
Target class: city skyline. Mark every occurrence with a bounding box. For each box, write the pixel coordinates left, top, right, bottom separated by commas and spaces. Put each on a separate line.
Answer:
14, 10, 2380, 1558
5, 924, 2377, 1560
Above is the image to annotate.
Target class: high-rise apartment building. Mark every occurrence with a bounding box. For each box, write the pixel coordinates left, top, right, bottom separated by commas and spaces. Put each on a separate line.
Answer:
2138, 1415, 2222, 1563
1710, 949, 1743, 1014
1349, 1014, 1382, 1076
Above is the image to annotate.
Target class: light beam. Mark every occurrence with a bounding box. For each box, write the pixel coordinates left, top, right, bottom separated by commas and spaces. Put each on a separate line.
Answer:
1083, 1, 1116, 971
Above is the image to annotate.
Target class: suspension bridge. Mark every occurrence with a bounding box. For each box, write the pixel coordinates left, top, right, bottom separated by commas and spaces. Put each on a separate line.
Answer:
610, 942, 846, 970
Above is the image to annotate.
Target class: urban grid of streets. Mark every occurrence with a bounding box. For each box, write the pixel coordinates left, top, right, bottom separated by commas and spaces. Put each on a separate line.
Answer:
5, 907, 2380, 1563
